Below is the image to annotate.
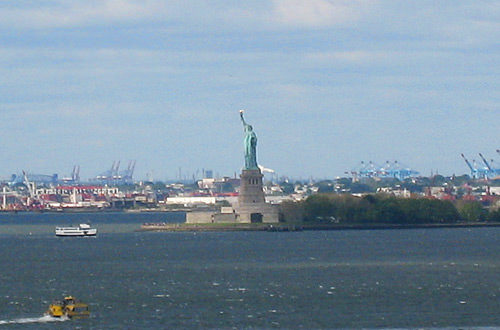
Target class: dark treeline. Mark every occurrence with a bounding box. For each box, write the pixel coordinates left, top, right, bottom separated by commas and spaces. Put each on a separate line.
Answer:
281, 194, 500, 224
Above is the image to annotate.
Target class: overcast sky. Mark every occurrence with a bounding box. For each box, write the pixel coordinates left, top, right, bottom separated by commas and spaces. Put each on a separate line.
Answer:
1, 0, 499, 181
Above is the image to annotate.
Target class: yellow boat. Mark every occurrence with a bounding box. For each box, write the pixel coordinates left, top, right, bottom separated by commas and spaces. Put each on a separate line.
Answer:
47, 296, 90, 318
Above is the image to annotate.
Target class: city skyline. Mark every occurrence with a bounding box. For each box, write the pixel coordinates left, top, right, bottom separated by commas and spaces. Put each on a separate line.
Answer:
1, 1, 499, 180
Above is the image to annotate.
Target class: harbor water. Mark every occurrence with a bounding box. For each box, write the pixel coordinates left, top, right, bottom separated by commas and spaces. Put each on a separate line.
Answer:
1, 212, 500, 329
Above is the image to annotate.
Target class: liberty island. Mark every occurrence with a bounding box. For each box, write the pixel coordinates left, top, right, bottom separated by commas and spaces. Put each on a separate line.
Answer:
185, 110, 279, 224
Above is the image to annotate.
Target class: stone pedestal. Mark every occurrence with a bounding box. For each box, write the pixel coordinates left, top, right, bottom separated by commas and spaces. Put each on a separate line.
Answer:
234, 168, 279, 223
239, 169, 265, 204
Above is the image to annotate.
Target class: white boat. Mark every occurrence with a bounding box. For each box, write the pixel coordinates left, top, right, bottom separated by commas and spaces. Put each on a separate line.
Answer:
55, 223, 97, 237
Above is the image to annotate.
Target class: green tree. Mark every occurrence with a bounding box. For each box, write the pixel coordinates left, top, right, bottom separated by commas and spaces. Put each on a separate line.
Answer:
399, 198, 459, 224
456, 200, 486, 222
487, 208, 500, 222
284, 193, 464, 225
303, 194, 337, 222
374, 198, 406, 223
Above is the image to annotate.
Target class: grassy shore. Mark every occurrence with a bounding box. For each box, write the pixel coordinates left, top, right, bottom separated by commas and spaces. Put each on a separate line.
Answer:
139, 221, 500, 232
139, 222, 294, 232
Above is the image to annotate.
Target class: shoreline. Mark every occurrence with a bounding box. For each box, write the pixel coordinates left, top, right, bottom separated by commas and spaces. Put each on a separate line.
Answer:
139, 221, 500, 232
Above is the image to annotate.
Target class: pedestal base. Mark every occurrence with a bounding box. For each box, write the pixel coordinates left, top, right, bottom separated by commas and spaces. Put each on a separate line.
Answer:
234, 202, 279, 223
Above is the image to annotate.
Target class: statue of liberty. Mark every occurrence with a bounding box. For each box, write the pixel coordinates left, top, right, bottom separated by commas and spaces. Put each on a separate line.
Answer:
239, 110, 258, 170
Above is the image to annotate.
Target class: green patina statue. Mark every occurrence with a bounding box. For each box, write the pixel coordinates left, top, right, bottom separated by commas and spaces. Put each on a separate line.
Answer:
239, 110, 258, 170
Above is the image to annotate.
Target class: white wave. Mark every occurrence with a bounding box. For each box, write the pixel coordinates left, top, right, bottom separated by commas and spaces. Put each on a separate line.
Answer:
153, 294, 170, 298
0, 314, 69, 325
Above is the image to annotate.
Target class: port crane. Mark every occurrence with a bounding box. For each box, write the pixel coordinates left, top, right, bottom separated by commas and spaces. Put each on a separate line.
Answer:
22, 170, 43, 208
358, 161, 380, 178
95, 160, 136, 184
479, 153, 500, 179
112, 160, 121, 180
379, 160, 419, 180
23, 171, 35, 199
61, 165, 81, 183
353, 160, 418, 180
120, 160, 136, 183
462, 154, 482, 179
479, 153, 493, 172
461, 153, 500, 180
462, 153, 476, 177
0, 186, 24, 210
71, 165, 80, 182
96, 161, 120, 183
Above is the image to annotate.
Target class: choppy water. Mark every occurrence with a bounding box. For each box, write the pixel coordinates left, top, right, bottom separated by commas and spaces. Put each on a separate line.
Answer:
1, 212, 500, 329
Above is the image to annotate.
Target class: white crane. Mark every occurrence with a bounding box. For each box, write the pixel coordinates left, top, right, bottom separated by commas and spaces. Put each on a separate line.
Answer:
22, 171, 36, 206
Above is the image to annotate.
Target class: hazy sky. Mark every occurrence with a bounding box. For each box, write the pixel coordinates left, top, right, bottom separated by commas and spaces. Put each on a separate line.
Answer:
1, 0, 499, 181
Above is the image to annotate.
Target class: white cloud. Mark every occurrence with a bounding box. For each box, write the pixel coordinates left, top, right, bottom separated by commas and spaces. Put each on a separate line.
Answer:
271, 0, 375, 27
1, 0, 378, 31
304, 50, 389, 65
0, 0, 166, 29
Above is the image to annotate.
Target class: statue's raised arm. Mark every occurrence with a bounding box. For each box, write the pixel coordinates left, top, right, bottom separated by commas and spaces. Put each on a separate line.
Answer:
239, 110, 248, 127
239, 110, 258, 170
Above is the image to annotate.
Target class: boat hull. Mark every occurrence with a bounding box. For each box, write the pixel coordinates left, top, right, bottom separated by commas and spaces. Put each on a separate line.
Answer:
55, 226, 97, 237
47, 296, 90, 318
